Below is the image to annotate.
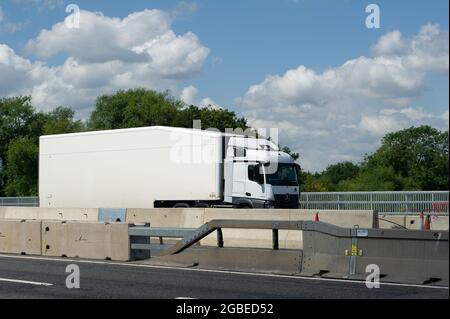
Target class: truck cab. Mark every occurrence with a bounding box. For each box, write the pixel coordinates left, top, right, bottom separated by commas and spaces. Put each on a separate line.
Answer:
224, 136, 300, 209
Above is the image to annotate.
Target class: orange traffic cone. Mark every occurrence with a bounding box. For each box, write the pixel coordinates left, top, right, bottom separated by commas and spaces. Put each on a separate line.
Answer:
424, 215, 431, 230
314, 212, 320, 222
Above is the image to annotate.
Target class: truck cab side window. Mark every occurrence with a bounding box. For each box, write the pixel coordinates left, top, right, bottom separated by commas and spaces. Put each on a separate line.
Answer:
248, 165, 255, 181
248, 165, 264, 185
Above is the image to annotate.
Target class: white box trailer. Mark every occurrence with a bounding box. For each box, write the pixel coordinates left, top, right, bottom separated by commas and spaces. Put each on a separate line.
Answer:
39, 126, 300, 209
39, 126, 223, 208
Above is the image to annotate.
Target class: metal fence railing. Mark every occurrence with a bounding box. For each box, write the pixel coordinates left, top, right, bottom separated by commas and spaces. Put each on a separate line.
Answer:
299, 191, 449, 215
1, 191, 449, 215
0, 197, 39, 207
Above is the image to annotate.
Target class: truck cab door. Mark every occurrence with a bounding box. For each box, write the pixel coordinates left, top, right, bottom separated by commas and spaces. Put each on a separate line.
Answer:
230, 162, 247, 199
246, 164, 266, 200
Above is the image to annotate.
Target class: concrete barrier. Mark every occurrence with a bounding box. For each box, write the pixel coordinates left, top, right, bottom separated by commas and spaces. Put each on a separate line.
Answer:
0, 208, 377, 257
355, 231, 449, 285
379, 215, 449, 230
379, 215, 406, 229
0, 207, 98, 221
294, 210, 375, 228
126, 208, 205, 228
429, 215, 449, 230
42, 221, 130, 261
0, 207, 41, 219
0, 219, 42, 255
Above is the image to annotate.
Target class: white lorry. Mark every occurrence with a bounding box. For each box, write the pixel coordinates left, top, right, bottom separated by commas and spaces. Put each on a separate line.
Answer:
39, 126, 300, 209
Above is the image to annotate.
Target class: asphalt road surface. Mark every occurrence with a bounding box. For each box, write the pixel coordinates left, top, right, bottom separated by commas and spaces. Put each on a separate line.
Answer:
0, 254, 448, 299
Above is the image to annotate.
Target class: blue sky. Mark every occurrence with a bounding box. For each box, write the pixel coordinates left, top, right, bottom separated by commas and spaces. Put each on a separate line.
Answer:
0, 0, 448, 171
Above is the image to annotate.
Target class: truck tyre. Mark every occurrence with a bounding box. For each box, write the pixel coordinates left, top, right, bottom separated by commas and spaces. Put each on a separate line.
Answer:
173, 203, 190, 208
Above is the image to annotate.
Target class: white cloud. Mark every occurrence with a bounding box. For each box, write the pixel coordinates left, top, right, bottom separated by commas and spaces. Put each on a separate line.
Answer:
181, 85, 198, 105
239, 25, 449, 171
240, 57, 425, 111
0, 44, 49, 94
180, 85, 221, 109
26, 9, 209, 69
373, 24, 449, 73
1, 8, 210, 113
360, 107, 447, 137
359, 115, 403, 136
380, 107, 432, 121
199, 97, 221, 109
372, 30, 408, 56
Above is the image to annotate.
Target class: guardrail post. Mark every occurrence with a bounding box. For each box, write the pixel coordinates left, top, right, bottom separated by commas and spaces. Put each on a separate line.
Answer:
129, 223, 151, 261
217, 228, 224, 248
272, 229, 279, 250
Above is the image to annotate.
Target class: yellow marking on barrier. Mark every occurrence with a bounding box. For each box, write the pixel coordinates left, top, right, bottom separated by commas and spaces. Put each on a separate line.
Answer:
351, 244, 358, 256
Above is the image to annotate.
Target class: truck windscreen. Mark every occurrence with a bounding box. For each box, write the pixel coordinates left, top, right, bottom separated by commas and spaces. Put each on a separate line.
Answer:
265, 163, 298, 186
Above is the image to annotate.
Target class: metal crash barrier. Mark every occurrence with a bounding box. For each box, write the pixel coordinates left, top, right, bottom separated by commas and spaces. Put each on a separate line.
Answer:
129, 224, 197, 258
129, 220, 449, 286
300, 222, 449, 285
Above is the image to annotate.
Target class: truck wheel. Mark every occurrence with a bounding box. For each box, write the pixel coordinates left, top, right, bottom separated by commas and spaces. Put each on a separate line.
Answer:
237, 204, 252, 209
173, 203, 190, 208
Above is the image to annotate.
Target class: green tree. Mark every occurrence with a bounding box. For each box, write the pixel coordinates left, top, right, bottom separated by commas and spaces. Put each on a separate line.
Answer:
304, 126, 448, 192
0, 97, 84, 196
0, 96, 36, 167
300, 171, 328, 192
337, 165, 402, 191
0, 96, 37, 195
89, 89, 249, 132
0, 163, 4, 196
179, 106, 248, 132
89, 89, 183, 130
43, 107, 84, 135
364, 126, 448, 190
321, 161, 360, 191
4, 138, 39, 196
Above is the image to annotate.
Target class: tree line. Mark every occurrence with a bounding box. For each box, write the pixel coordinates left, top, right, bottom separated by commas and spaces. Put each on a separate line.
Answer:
0, 89, 448, 196
300, 125, 448, 192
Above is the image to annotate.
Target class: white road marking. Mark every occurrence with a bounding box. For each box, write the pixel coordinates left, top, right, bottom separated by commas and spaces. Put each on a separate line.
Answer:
0, 254, 447, 290
0, 277, 53, 286
175, 297, 198, 299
